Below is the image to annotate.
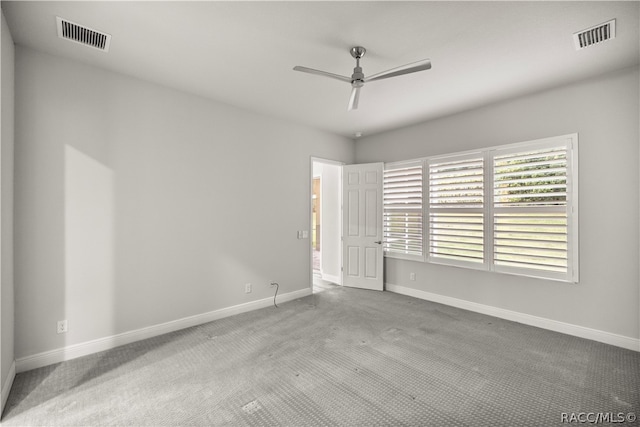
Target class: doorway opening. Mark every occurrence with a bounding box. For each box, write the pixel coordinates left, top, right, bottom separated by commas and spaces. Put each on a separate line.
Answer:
311, 158, 343, 293
312, 176, 321, 277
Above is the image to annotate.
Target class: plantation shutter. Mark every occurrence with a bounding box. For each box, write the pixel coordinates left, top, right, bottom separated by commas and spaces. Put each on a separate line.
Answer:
428, 154, 484, 266
383, 161, 424, 260
492, 139, 577, 281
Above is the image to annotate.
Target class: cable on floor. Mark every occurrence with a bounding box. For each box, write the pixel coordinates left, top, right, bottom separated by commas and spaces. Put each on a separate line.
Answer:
270, 282, 279, 308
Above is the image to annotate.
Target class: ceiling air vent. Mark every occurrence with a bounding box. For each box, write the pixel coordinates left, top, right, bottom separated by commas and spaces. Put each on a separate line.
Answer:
56, 16, 111, 52
573, 19, 615, 50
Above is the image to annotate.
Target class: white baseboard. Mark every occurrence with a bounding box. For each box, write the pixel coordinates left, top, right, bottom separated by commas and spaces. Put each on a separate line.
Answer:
16, 288, 312, 373
386, 283, 640, 352
321, 273, 341, 285
1, 360, 16, 415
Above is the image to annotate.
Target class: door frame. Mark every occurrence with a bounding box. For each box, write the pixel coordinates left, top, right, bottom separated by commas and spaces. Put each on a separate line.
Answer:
309, 157, 344, 290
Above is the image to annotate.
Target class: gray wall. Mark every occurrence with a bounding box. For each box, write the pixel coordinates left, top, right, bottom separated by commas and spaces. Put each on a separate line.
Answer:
1, 10, 15, 409
8, 36, 640, 365
14, 46, 354, 359
356, 66, 640, 341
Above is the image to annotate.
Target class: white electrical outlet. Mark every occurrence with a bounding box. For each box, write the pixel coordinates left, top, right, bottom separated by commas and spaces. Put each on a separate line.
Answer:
410, 273, 416, 281
245, 283, 252, 293
57, 320, 68, 334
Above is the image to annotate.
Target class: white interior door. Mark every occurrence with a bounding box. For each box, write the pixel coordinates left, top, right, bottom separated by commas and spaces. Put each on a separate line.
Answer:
342, 163, 384, 291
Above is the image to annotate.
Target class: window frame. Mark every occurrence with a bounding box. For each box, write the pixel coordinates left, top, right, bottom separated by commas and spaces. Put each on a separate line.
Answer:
382, 134, 579, 283
489, 137, 578, 282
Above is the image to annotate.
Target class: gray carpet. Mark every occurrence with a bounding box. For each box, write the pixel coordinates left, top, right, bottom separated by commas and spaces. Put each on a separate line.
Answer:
2, 286, 639, 426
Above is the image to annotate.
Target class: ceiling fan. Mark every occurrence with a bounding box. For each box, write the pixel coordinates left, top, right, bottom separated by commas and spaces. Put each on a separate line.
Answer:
293, 46, 432, 111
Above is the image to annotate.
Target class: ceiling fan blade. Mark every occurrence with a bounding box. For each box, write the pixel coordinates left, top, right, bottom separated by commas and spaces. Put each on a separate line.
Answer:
364, 59, 431, 83
348, 86, 361, 111
293, 66, 352, 83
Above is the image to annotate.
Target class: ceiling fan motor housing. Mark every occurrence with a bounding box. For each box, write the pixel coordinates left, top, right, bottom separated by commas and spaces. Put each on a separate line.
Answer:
351, 68, 364, 87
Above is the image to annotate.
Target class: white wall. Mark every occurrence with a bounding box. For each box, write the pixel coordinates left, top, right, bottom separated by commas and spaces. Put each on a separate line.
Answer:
356, 66, 640, 343
14, 46, 354, 360
1, 10, 15, 410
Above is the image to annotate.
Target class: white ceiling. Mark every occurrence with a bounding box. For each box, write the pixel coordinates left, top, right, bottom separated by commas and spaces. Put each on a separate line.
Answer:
3, 1, 639, 138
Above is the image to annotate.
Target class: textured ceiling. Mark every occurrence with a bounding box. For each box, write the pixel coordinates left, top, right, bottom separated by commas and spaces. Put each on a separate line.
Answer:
3, 1, 639, 138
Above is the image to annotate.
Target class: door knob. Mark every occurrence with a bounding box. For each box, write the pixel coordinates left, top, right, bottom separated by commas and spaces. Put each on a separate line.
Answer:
374, 241, 382, 244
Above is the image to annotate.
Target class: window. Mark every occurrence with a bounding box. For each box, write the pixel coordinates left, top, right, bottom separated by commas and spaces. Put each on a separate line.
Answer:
428, 153, 484, 267
382, 134, 578, 282
383, 161, 423, 260
491, 140, 577, 281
